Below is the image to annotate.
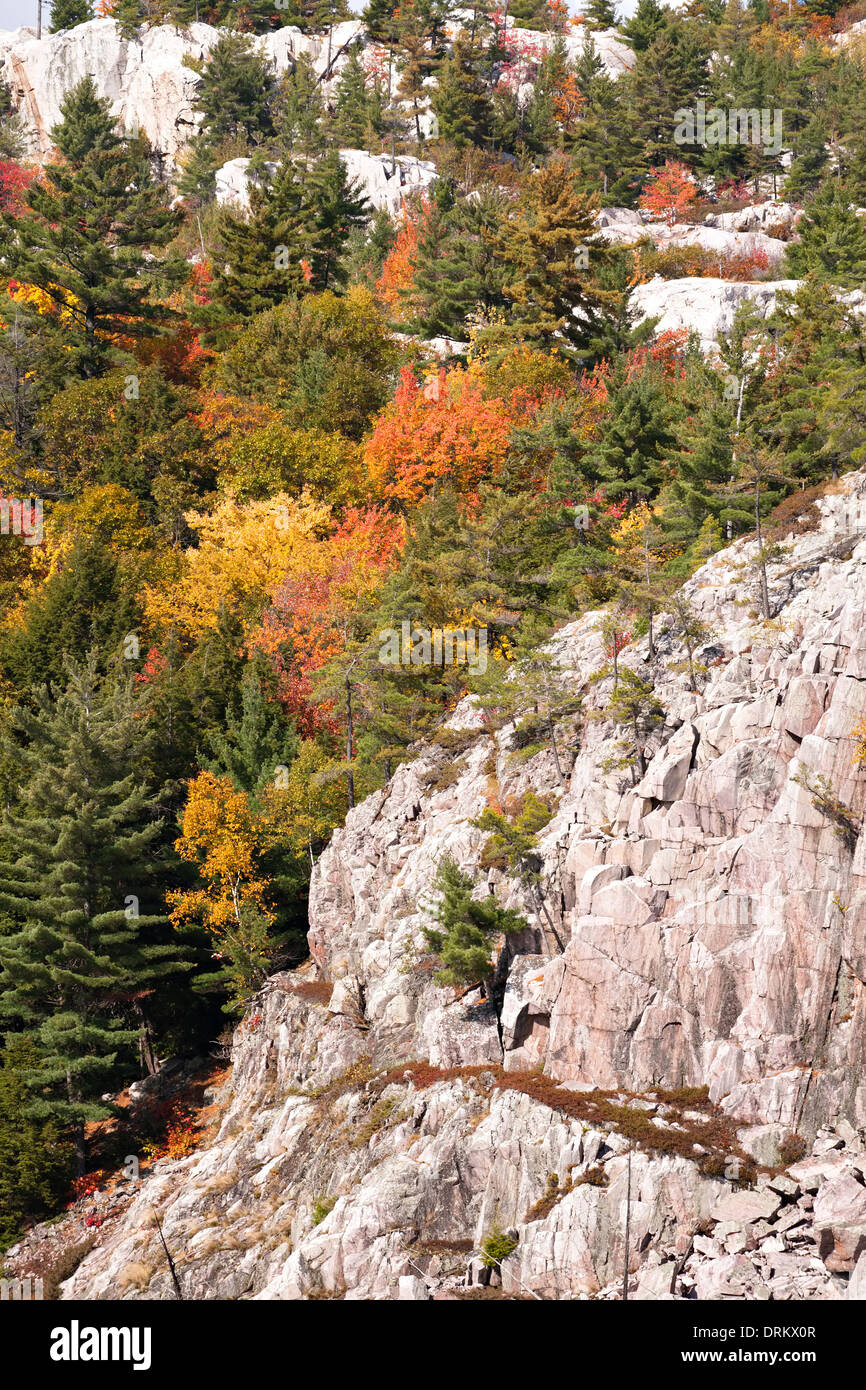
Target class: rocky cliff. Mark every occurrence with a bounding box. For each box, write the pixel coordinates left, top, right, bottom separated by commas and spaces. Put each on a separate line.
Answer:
9, 470, 866, 1301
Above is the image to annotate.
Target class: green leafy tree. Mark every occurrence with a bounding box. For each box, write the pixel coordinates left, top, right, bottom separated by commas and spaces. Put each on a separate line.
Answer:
0, 76, 26, 161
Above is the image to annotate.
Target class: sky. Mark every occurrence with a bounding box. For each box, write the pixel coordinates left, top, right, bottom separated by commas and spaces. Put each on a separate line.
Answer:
2, 0, 641, 35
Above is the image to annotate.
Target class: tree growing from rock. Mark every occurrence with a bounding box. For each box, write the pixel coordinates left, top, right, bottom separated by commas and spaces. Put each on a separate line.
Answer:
422, 854, 528, 1001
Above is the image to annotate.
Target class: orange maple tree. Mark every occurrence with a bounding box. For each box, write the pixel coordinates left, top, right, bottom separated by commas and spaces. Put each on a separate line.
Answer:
364, 364, 519, 506
638, 161, 698, 227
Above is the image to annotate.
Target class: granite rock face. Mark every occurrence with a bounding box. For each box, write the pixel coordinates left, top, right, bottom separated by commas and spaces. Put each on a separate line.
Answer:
11, 471, 866, 1301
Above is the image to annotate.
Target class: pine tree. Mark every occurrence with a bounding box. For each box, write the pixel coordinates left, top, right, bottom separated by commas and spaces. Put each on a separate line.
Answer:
274, 52, 326, 162
621, 0, 668, 51
784, 181, 866, 289
0, 76, 26, 161
490, 157, 619, 359
332, 43, 378, 147
432, 35, 493, 147
587, 0, 617, 28
568, 39, 644, 204
50, 76, 120, 167
0, 659, 192, 1173
421, 854, 528, 998
50, 0, 93, 31
201, 665, 297, 804
305, 151, 370, 292
600, 666, 664, 778
0, 1037, 73, 1251
2, 138, 183, 379
194, 32, 276, 147
409, 184, 506, 338
587, 367, 678, 503
626, 23, 709, 167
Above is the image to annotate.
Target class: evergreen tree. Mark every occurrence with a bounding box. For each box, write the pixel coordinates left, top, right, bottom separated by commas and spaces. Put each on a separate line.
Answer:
0, 659, 192, 1173
207, 162, 315, 326
626, 22, 709, 167
600, 665, 664, 778
432, 35, 493, 147
50, 0, 93, 31
332, 43, 379, 148
490, 157, 618, 360
568, 39, 644, 204
587, 365, 678, 503
50, 76, 120, 167
586, 0, 617, 28
193, 32, 276, 147
305, 151, 370, 291
0, 1037, 73, 1251
621, 0, 668, 52
201, 665, 298, 804
2, 139, 183, 379
784, 181, 866, 289
421, 854, 528, 998
275, 52, 326, 162
409, 183, 506, 338
0, 76, 26, 161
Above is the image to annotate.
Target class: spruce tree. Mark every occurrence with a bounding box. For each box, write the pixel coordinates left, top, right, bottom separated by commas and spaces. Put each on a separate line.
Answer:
50, 0, 93, 31
0, 659, 192, 1173
51, 76, 120, 167
2, 138, 183, 379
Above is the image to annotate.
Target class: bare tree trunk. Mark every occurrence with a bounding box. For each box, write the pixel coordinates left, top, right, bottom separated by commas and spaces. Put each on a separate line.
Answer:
621, 1143, 633, 1301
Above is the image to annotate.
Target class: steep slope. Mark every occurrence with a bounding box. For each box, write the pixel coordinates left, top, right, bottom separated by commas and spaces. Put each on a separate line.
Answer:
11, 470, 866, 1301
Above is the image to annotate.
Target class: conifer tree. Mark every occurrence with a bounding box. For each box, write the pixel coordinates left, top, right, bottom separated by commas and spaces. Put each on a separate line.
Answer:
600, 665, 664, 778
784, 181, 866, 289
621, 0, 667, 51
422, 855, 528, 999
193, 32, 276, 147
1, 137, 183, 379
332, 43, 380, 147
0, 1037, 73, 1251
0, 76, 26, 161
208, 161, 317, 324
51, 76, 120, 167
490, 157, 618, 359
432, 34, 493, 147
0, 659, 192, 1173
275, 52, 326, 162
587, 0, 617, 28
201, 665, 298, 805
304, 151, 370, 291
50, 0, 93, 30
